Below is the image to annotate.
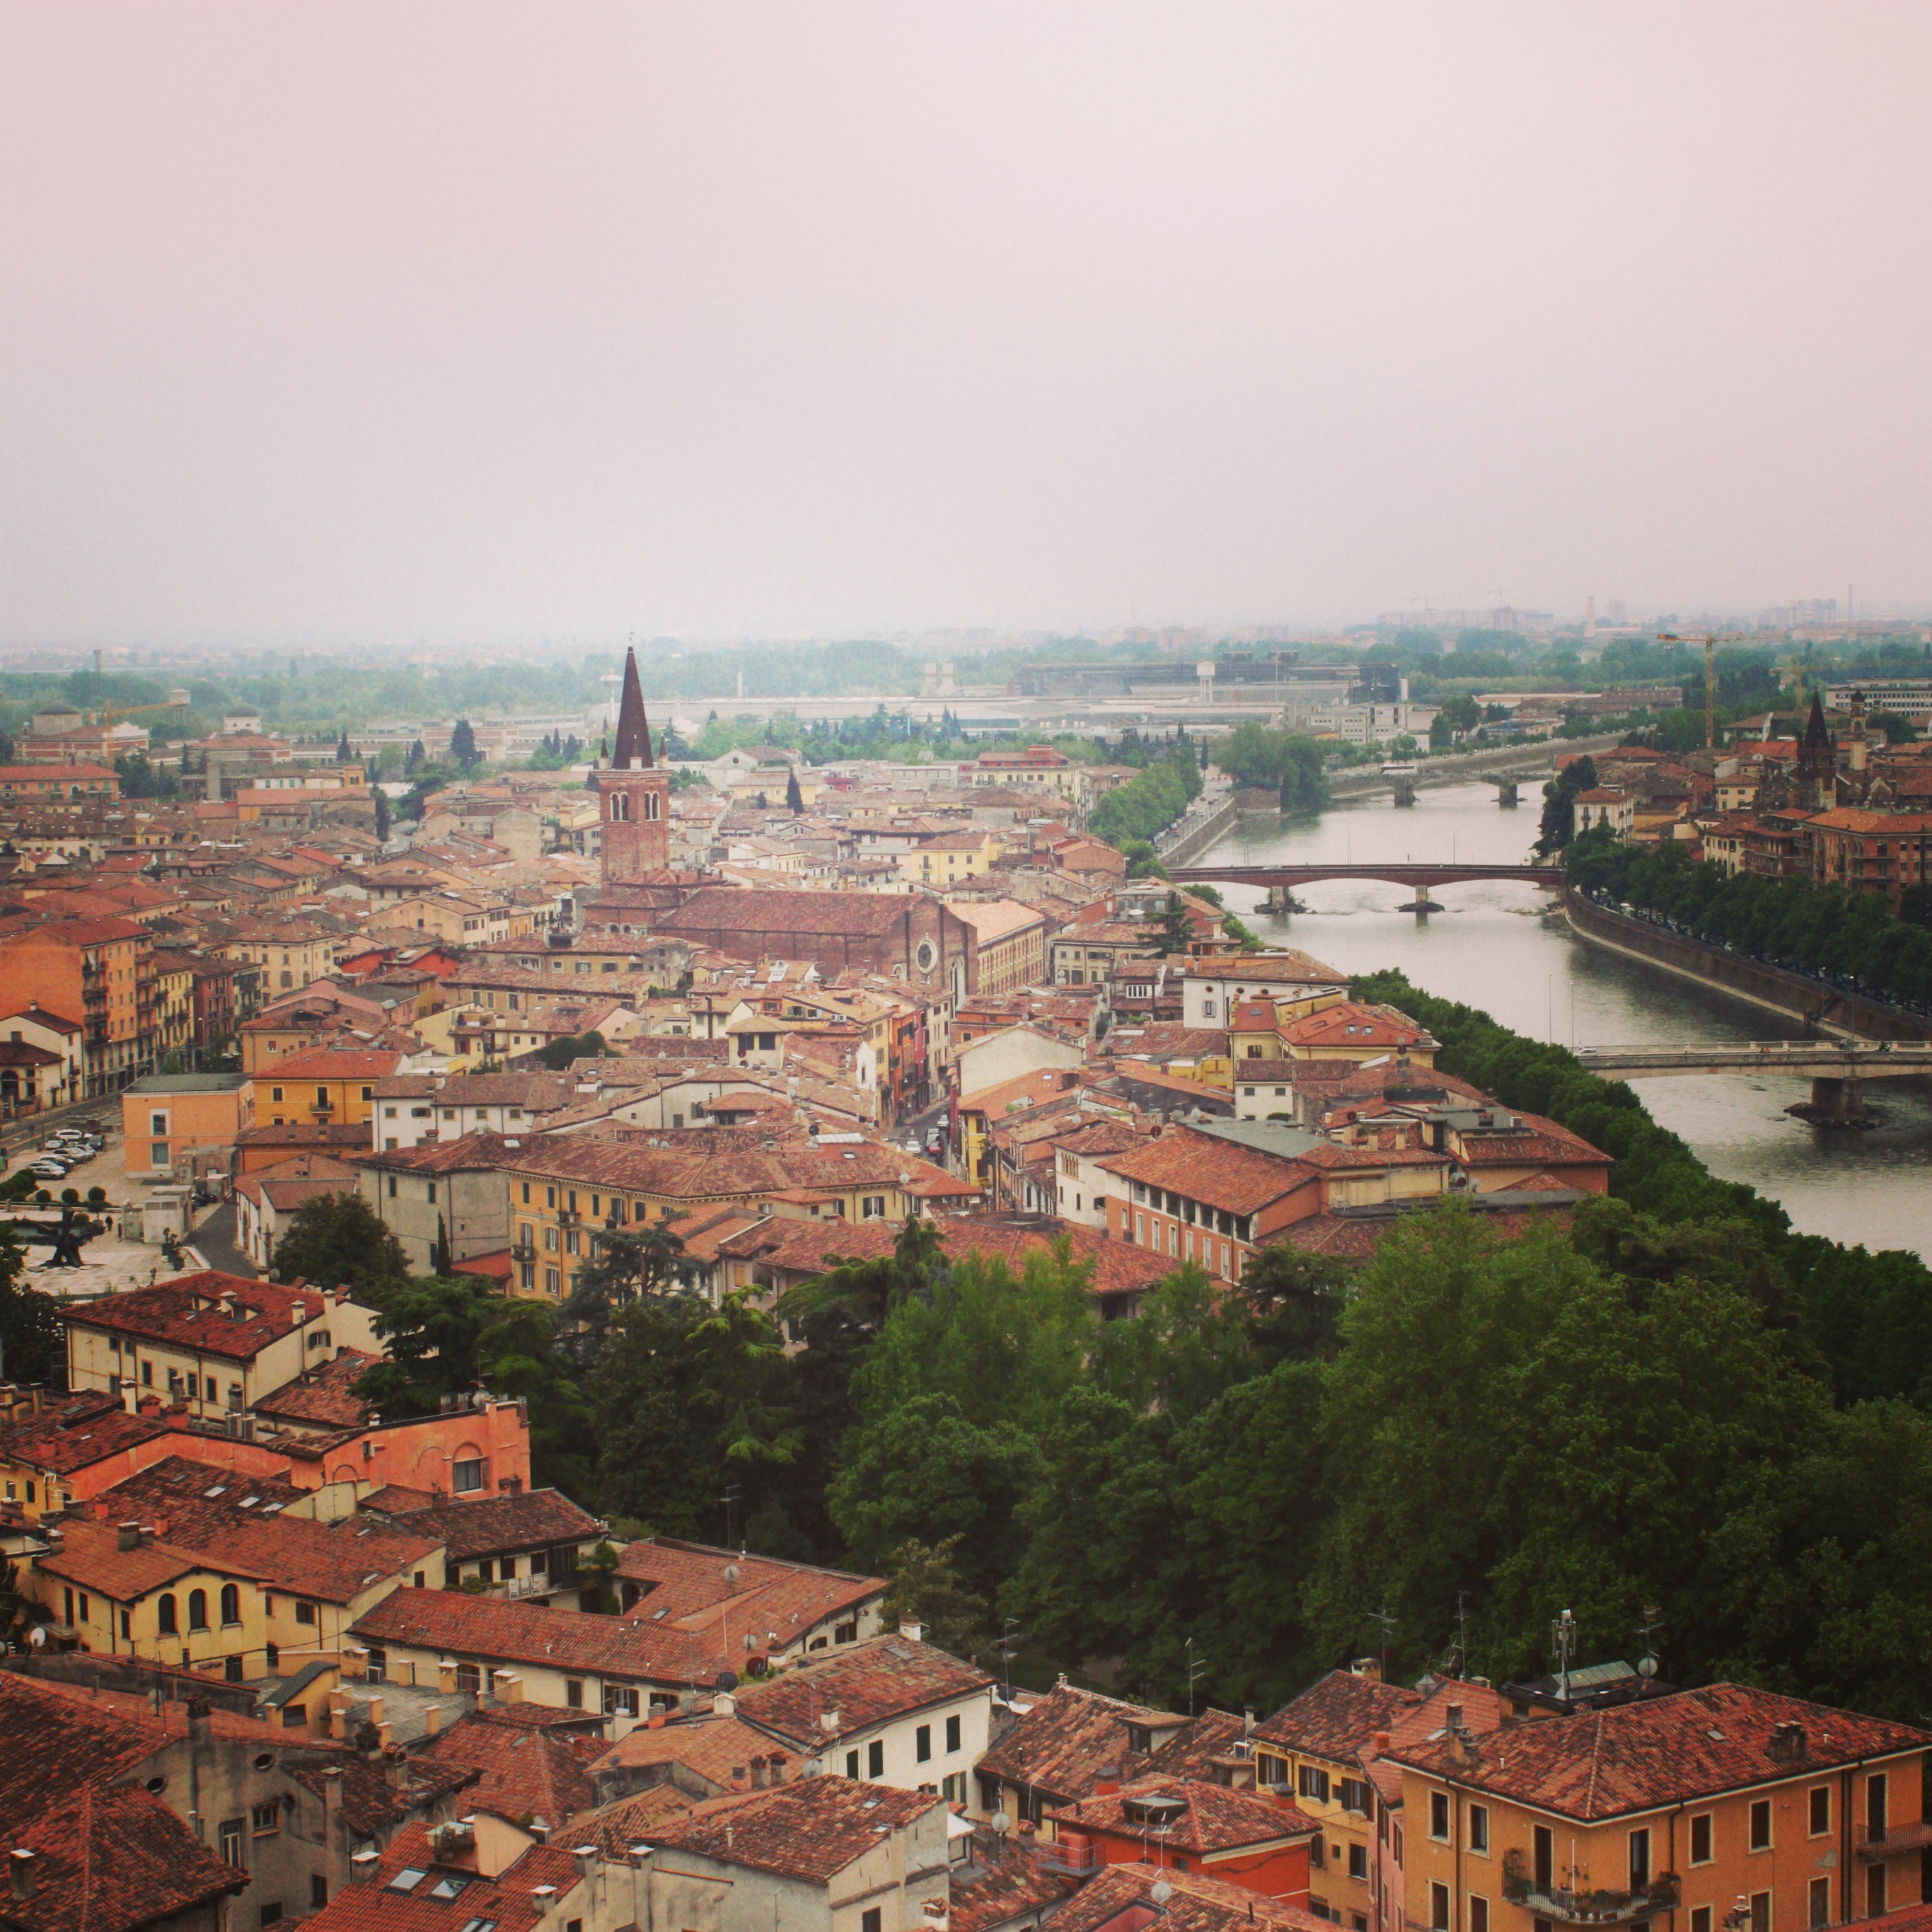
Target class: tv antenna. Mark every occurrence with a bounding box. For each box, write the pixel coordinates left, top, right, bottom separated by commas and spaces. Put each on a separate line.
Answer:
1365, 1600, 1397, 1678
1184, 1637, 1208, 1720
1634, 1604, 1664, 1682
1442, 1591, 1472, 1680
1551, 1607, 1578, 1705
997, 1619, 1023, 1702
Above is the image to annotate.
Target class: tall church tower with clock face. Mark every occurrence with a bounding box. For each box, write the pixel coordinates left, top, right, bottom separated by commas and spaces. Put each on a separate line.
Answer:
597, 647, 671, 884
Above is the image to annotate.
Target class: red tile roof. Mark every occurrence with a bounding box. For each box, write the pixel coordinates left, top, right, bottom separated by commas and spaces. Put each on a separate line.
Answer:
1254, 1669, 1425, 1759
1383, 1683, 1932, 1820
35, 1514, 271, 1598
649, 1774, 944, 1883
260, 1046, 408, 1080
0, 1390, 168, 1475
950, 1830, 1082, 1932
1046, 1861, 1336, 1932
97, 1457, 441, 1604
1097, 1125, 1317, 1215
361, 1486, 603, 1563
299, 1820, 581, 1932
0, 1674, 248, 1932
58, 1271, 339, 1362
1048, 1773, 1317, 1854
731, 1633, 992, 1750
248, 1347, 379, 1427
976, 1682, 1186, 1800
415, 1711, 596, 1828
587, 1711, 797, 1791
1278, 1001, 1438, 1051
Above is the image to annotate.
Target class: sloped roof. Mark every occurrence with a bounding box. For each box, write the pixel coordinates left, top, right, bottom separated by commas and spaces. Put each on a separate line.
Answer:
976, 1682, 1186, 1800
1382, 1682, 1932, 1822
59, 1272, 336, 1362
1048, 1773, 1317, 1854
415, 1711, 597, 1828
1254, 1669, 1423, 1759
649, 1775, 942, 1883
362, 1486, 602, 1563
0, 1391, 168, 1476
1046, 1861, 1334, 1932
732, 1634, 992, 1750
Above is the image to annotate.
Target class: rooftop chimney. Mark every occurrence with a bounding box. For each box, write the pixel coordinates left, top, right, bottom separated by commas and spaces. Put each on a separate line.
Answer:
117, 1522, 141, 1552
349, 1851, 380, 1885
898, 1619, 924, 1643
8, 1851, 35, 1902
1351, 1658, 1383, 1683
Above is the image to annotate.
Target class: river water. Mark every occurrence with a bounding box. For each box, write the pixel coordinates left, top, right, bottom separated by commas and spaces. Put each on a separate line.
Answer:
1197, 780, 1932, 1261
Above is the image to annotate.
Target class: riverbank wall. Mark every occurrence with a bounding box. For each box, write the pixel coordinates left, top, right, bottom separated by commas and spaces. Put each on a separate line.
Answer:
1327, 731, 1629, 803
1158, 785, 1243, 865
1563, 890, 1932, 1043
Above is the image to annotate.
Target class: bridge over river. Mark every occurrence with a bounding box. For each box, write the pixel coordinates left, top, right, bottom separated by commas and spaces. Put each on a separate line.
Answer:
1578, 1040, 1932, 1121
1167, 861, 1562, 910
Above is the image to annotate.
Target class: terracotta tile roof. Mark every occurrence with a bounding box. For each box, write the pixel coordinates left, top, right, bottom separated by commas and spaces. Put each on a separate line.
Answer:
234, 1121, 373, 1150
350, 1582, 785, 1684
1382, 1683, 1932, 1821
1255, 1670, 1424, 1760
582, 1779, 701, 1845
98, 1457, 441, 1604
949, 1830, 1081, 1932
732, 1633, 992, 1750
0, 1674, 248, 1932
300, 1820, 580, 1932
1049, 1773, 1317, 1854
1047, 1861, 1335, 1932
1184, 952, 1350, 985
649, 1774, 943, 1882
497, 1135, 959, 1203
416, 1711, 597, 1828
248, 1347, 379, 1427
236, 1150, 362, 1210
1451, 1108, 1613, 1170
610, 1536, 884, 1647
363, 1487, 603, 1563
976, 1682, 1186, 1800
1097, 1124, 1317, 1215
587, 1712, 797, 1791
260, 1046, 409, 1080
58, 1271, 341, 1362
1279, 1001, 1438, 1051
0, 1391, 168, 1476
657, 886, 927, 938
35, 1514, 271, 1597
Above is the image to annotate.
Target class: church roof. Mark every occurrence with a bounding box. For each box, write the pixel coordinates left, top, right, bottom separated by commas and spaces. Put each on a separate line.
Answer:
613, 646, 654, 769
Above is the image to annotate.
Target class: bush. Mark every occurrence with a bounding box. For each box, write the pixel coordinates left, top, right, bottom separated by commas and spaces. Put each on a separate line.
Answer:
86, 1187, 107, 1205
59, 1189, 79, 1205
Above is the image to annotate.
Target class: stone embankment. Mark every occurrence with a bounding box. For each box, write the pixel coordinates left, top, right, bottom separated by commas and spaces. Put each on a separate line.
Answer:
1563, 889, 1932, 1043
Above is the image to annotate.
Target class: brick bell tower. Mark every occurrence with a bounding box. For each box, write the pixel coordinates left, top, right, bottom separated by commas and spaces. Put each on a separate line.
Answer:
597, 647, 671, 884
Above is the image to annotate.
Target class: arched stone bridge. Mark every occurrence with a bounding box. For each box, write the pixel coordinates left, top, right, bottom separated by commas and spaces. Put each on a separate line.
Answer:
1168, 862, 1563, 901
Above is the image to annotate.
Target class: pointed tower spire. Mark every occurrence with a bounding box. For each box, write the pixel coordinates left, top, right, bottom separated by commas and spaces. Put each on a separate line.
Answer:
1804, 688, 1829, 748
612, 647, 654, 769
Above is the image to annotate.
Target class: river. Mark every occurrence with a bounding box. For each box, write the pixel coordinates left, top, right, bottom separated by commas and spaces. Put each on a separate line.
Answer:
1196, 780, 1932, 1261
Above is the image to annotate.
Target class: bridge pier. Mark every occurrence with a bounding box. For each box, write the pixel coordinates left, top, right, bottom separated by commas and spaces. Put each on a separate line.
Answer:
1391, 777, 1417, 807
1493, 779, 1518, 806
1788, 1075, 1878, 1129
1406, 883, 1444, 915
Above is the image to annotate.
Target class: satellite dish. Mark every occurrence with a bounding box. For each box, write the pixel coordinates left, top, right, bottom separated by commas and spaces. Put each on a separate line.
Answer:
1637, 1654, 1659, 1679
723, 1564, 741, 1586
1152, 1881, 1174, 1904
28, 1626, 46, 1648
990, 1810, 1011, 1837
714, 1670, 739, 1693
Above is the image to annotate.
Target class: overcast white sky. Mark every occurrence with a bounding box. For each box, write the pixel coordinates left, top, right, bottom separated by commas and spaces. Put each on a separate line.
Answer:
3, 3, 1928, 647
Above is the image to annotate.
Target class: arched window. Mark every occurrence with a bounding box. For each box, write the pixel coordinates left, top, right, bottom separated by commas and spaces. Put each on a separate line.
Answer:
157, 1593, 178, 1635
187, 1589, 209, 1631
642, 790, 660, 821
219, 1583, 241, 1626
608, 792, 630, 823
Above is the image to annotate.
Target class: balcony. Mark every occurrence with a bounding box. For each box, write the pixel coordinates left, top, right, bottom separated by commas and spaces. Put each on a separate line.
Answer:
490, 1569, 559, 1602
1503, 1854, 1679, 1924
1855, 1822, 1932, 1861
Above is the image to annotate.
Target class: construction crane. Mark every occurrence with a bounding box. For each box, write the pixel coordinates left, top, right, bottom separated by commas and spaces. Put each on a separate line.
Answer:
88, 688, 192, 733
1658, 632, 1745, 749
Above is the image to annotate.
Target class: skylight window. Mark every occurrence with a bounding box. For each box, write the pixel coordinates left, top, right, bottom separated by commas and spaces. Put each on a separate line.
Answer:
388, 1869, 427, 1893
428, 1876, 470, 1900
239, 1497, 259, 1509
203, 1485, 228, 1498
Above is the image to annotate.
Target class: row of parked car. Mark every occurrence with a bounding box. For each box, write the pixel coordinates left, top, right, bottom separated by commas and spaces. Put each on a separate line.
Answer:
29, 1126, 104, 1184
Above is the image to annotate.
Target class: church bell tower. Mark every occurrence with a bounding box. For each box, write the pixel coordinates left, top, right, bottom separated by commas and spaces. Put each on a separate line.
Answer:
598, 647, 671, 883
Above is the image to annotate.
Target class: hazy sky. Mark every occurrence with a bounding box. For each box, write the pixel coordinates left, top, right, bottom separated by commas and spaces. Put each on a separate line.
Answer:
4, 3, 1929, 646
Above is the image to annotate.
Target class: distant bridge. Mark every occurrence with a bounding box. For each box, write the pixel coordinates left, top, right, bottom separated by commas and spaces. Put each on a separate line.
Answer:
1578, 1039, 1932, 1123
1168, 862, 1562, 907
1578, 1041, 1932, 1080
